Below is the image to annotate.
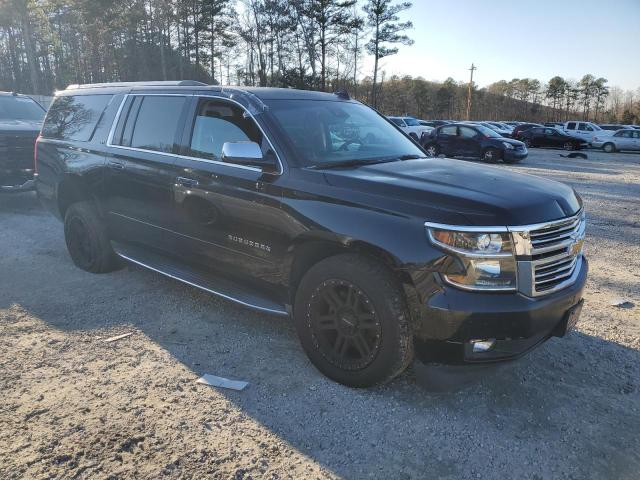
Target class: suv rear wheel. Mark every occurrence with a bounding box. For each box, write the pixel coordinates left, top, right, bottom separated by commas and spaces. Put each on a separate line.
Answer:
64, 201, 120, 273
294, 254, 413, 387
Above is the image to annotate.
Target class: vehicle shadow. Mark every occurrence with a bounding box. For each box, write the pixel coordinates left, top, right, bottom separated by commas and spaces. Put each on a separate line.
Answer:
3, 260, 639, 479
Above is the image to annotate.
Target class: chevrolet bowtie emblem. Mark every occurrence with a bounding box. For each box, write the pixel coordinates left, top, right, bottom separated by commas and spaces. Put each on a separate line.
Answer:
570, 238, 585, 256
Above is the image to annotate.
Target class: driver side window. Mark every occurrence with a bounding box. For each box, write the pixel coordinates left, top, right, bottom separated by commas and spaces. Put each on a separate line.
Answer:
187, 98, 263, 161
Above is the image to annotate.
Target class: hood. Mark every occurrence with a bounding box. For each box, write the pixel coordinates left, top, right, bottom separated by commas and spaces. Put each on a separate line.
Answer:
0, 118, 43, 134
323, 158, 581, 226
499, 137, 522, 145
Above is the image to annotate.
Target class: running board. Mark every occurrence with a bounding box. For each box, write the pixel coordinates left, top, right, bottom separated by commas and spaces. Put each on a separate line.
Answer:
112, 242, 289, 317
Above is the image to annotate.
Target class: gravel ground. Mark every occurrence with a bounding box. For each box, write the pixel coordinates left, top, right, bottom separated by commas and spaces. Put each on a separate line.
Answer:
1, 148, 639, 479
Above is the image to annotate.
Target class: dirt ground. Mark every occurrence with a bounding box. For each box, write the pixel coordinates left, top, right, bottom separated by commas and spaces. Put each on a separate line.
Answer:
1, 148, 639, 479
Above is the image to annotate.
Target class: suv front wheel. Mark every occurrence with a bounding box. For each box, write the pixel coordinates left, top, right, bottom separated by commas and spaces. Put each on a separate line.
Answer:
64, 201, 120, 273
294, 254, 414, 387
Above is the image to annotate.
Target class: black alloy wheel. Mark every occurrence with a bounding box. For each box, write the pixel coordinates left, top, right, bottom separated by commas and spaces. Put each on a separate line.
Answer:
308, 279, 382, 371
563, 141, 574, 151
294, 254, 413, 387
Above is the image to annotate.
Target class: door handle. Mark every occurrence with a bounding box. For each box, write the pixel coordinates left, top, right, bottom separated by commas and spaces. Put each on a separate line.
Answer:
108, 161, 125, 170
176, 176, 199, 188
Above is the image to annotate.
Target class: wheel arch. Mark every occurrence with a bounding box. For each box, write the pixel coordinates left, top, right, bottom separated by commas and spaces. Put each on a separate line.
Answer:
57, 174, 98, 219
287, 234, 413, 304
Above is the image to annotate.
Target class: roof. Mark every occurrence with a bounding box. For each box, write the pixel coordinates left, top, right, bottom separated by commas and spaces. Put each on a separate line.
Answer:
0, 91, 30, 97
60, 81, 352, 102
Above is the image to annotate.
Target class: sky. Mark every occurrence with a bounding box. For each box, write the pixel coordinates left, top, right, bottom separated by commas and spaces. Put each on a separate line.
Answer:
359, 0, 640, 91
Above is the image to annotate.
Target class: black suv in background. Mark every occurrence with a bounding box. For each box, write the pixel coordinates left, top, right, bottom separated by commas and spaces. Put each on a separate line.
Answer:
0, 92, 46, 192
519, 127, 588, 150
422, 123, 528, 163
36, 82, 587, 387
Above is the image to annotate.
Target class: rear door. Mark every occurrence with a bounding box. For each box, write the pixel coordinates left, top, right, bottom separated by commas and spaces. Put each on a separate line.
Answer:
632, 131, 640, 150
104, 93, 190, 252
613, 130, 633, 150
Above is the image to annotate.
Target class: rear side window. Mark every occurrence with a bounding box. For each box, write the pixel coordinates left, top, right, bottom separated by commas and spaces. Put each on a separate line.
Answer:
440, 125, 457, 136
459, 126, 476, 138
42, 95, 112, 141
567, 122, 576, 129
389, 118, 405, 127
127, 96, 187, 153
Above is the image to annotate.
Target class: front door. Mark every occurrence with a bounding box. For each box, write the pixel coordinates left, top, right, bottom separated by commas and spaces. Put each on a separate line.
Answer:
168, 96, 286, 288
437, 124, 458, 155
457, 125, 481, 157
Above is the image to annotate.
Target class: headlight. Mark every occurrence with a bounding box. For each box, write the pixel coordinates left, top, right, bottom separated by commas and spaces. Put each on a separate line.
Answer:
427, 226, 517, 291
502, 142, 514, 149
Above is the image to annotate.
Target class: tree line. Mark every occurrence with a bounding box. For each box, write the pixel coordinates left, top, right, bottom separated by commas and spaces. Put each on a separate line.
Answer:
1, 0, 638, 124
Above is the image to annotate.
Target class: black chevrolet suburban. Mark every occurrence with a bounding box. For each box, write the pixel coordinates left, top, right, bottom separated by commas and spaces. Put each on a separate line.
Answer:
36, 82, 587, 387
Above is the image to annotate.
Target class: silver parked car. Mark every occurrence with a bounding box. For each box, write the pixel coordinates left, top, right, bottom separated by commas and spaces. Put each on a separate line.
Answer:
592, 129, 640, 153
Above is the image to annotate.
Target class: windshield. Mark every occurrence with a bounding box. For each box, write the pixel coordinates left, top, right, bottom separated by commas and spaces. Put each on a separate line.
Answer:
266, 100, 425, 167
0, 96, 45, 121
475, 125, 503, 138
403, 118, 419, 126
590, 123, 603, 131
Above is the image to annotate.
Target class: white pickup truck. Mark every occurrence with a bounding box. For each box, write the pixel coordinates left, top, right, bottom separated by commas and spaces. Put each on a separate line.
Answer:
562, 121, 613, 144
388, 116, 434, 141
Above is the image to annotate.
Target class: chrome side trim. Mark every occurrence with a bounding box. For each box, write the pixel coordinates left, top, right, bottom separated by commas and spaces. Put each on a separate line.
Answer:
106, 95, 128, 146
424, 221, 508, 233
115, 251, 289, 317
105, 93, 284, 175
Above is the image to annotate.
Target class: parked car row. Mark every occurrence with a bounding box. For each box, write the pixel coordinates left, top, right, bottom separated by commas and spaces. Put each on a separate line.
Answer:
398, 114, 640, 153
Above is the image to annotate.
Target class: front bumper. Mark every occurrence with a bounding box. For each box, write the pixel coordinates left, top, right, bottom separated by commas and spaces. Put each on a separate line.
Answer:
504, 148, 528, 161
412, 257, 588, 365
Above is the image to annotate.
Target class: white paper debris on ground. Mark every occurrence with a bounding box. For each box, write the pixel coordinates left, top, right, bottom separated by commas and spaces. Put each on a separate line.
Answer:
196, 374, 248, 391
610, 298, 635, 309
103, 332, 134, 343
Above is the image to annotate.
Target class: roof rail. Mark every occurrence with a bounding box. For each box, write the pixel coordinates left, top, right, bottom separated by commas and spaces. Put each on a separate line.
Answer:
65, 80, 207, 90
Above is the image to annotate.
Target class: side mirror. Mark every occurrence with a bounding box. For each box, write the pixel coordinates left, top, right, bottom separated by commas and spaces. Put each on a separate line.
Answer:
221, 141, 274, 168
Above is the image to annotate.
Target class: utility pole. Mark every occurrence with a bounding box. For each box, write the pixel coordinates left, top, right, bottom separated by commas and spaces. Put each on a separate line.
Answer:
466, 63, 477, 120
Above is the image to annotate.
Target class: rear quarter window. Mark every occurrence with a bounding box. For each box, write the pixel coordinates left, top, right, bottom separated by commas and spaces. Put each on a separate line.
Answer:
42, 94, 113, 141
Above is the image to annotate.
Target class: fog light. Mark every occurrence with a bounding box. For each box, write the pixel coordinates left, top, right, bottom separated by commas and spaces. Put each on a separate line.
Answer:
471, 339, 496, 353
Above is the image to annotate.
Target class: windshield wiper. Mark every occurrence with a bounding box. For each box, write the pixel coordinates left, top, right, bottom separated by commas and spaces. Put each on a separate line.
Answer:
307, 158, 397, 170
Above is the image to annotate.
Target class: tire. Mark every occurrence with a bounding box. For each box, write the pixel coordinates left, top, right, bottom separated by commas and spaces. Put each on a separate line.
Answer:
425, 144, 439, 157
482, 147, 501, 163
563, 141, 575, 151
294, 254, 414, 387
64, 201, 120, 273
602, 142, 616, 153
523, 138, 531, 148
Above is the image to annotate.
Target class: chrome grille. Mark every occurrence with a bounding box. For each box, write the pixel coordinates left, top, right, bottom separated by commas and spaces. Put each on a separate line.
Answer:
510, 210, 586, 297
